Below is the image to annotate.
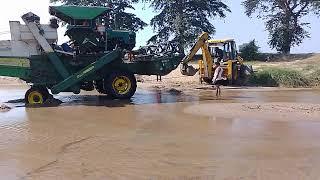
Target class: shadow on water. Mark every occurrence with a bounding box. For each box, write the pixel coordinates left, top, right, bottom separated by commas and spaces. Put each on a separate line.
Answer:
59, 89, 207, 107
5, 89, 214, 108
5, 87, 320, 109
4, 88, 295, 109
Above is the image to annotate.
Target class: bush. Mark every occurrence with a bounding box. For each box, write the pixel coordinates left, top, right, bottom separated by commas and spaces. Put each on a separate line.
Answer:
239, 40, 260, 61
308, 69, 320, 87
248, 71, 278, 87
249, 68, 310, 87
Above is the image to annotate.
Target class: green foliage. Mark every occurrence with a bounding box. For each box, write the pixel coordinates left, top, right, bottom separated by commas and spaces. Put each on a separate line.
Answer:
249, 70, 278, 87
50, 0, 147, 31
239, 40, 260, 61
308, 69, 320, 87
242, 0, 319, 54
249, 68, 310, 87
312, 1, 320, 15
266, 14, 310, 54
141, 0, 230, 52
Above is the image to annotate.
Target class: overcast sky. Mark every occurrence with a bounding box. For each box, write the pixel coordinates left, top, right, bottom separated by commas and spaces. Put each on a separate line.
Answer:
0, 0, 319, 53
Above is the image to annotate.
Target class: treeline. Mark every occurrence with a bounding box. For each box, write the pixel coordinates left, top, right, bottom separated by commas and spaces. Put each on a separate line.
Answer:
50, 0, 320, 54
239, 40, 316, 61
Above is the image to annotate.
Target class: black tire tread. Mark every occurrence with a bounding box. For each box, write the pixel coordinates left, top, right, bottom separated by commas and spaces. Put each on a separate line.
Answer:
94, 80, 108, 94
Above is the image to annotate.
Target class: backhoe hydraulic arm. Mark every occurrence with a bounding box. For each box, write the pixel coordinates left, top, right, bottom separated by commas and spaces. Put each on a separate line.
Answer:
180, 32, 213, 77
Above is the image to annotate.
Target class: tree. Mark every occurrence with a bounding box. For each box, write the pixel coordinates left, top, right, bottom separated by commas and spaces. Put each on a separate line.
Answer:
50, 0, 147, 32
141, 0, 230, 53
239, 39, 260, 61
242, 0, 320, 54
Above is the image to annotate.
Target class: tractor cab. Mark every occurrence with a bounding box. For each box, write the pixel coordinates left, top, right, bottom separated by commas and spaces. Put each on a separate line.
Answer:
49, 6, 136, 54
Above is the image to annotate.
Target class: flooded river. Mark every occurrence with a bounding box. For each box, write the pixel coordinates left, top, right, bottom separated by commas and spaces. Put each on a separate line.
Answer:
1, 86, 320, 179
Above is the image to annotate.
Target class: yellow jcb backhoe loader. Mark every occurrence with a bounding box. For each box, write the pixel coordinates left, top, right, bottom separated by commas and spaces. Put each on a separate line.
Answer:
180, 32, 253, 85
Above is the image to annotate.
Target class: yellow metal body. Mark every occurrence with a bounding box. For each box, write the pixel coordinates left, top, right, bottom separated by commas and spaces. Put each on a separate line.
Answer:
27, 91, 44, 105
182, 32, 211, 64
207, 38, 235, 44
201, 42, 213, 78
181, 32, 213, 77
198, 59, 242, 84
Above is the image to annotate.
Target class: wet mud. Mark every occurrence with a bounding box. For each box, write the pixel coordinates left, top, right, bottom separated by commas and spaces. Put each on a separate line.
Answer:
186, 103, 320, 121
0, 104, 11, 112
0, 86, 320, 179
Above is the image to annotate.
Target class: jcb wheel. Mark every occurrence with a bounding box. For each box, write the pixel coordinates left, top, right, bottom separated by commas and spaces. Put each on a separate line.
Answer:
25, 87, 47, 105
105, 71, 137, 99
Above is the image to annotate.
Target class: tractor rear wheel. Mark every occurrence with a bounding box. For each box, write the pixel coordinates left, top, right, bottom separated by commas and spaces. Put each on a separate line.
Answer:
25, 86, 48, 105
105, 71, 137, 99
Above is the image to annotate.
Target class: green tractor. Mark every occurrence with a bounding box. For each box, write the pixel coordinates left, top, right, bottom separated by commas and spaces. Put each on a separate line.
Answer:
0, 6, 182, 105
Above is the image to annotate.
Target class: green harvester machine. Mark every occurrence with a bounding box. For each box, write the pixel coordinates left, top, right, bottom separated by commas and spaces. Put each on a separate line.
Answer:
0, 6, 182, 105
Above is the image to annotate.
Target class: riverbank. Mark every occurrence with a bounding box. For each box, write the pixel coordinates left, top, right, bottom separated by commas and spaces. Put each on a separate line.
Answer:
248, 53, 320, 87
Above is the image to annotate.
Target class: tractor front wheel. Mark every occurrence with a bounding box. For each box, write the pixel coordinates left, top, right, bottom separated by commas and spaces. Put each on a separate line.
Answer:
25, 87, 48, 105
105, 71, 137, 99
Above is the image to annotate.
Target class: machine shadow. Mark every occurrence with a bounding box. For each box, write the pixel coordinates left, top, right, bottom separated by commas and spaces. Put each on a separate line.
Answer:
6, 90, 205, 108
5, 88, 255, 108
56, 91, 202, 107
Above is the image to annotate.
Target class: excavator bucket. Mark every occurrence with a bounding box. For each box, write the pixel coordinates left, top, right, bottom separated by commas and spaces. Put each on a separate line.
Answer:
180, 64, 198, 76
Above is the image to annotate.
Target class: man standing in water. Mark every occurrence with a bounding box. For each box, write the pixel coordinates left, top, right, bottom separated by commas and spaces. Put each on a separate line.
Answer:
213, 62, 225, 97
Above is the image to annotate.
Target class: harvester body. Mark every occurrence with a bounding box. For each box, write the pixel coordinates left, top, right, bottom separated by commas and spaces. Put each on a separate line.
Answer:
0, 6, 182, 105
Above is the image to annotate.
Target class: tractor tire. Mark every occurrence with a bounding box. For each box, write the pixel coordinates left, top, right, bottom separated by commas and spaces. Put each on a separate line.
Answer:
104, 71, 137, 99
94, 80, 107, 94
39, 86, 51, 99
25, 86, 48, 105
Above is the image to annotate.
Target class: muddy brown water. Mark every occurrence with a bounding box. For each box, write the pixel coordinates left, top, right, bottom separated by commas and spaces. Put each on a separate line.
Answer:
1, 86, 320, 179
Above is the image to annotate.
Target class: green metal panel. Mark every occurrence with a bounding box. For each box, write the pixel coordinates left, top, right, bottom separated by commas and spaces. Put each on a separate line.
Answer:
46, 53, 71, 79
106, 29, 136, 51
120, 55, 183, 76
29, 54, 81, 93
51, 50, 120, 94
49, 6, 109, 21
46, 53, 82, 92
28, 55, 62, 86
0, 57, 31, 80
0, 65, 31, 80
